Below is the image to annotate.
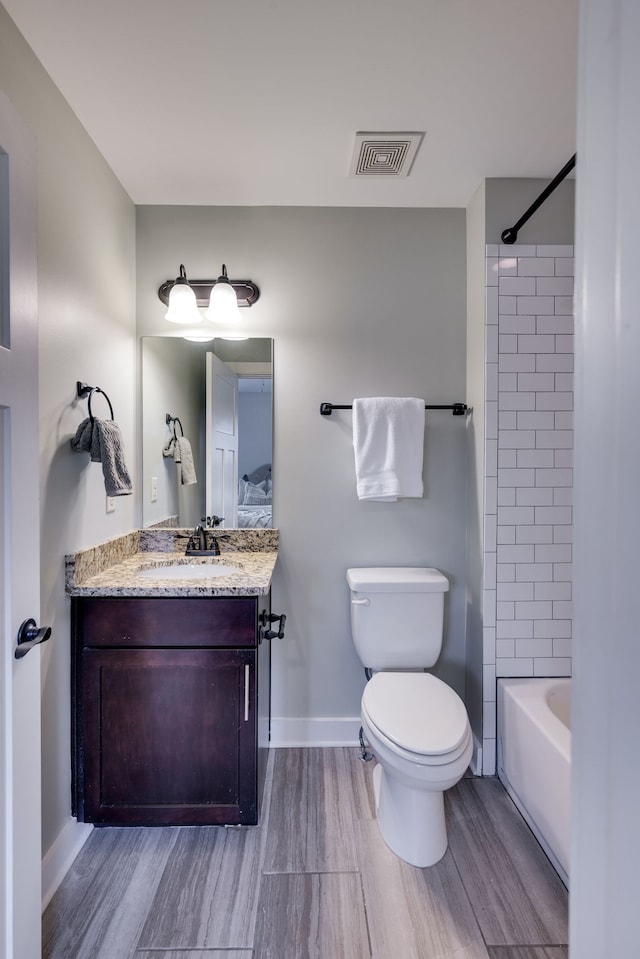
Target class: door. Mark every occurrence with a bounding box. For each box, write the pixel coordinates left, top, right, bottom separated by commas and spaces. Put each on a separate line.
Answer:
0, 95, 42, 959
206, 352, 238, 527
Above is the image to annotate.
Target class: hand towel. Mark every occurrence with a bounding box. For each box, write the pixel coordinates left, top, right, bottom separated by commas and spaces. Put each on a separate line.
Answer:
70, 417, 94, 456
71, 417, 133, 497
175, 435, 197, 486
352, 397, 425, 501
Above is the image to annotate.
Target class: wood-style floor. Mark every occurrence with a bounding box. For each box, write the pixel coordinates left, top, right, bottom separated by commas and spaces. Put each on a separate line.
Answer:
43, 747, 568, 959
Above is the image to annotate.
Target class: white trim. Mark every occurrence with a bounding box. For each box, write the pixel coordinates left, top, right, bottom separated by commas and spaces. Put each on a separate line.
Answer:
226, 361, 271, 377
270, 717, 361, 748
571, 0, 640, 953
41, 818, 93, 913
469, 735, 483, 777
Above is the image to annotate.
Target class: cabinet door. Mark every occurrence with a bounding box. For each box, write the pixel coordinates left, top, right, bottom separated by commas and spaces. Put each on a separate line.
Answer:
79, 647, 257, 825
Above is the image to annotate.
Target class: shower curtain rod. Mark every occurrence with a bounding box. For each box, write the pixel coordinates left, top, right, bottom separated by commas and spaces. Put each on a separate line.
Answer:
320, 402, 469, 416
501, 153, 576, 245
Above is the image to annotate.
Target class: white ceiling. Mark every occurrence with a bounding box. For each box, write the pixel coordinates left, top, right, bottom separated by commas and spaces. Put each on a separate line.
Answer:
4, 0, 579, 208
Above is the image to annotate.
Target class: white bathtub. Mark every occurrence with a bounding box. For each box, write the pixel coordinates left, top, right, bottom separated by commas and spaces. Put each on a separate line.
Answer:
497, 677, 571, 886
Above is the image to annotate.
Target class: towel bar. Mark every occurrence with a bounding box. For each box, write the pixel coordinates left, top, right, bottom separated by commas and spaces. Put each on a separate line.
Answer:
320, 402, 470, 416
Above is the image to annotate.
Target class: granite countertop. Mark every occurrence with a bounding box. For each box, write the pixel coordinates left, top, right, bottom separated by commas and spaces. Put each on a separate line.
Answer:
66, 528, 278, 597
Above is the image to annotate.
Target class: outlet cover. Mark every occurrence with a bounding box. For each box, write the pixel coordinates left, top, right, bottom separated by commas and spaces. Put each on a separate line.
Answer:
151, 476, 158, 502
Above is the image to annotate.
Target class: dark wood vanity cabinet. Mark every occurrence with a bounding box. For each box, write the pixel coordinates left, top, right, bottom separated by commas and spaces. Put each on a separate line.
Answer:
71, 594, 271, 826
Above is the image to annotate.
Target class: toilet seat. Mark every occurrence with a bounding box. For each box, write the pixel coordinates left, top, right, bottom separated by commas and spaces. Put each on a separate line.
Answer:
362, 672, 471, 765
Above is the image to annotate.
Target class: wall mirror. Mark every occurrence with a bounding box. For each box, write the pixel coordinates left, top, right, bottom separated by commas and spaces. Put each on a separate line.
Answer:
141, 336, 273, 530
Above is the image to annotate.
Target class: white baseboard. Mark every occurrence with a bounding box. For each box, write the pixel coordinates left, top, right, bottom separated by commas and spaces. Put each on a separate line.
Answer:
470, 734, 483, 776
270, 717, 361, 747
42, 817, 93, 913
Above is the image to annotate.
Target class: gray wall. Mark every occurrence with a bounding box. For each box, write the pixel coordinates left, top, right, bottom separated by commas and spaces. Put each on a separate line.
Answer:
141, 337, 205, 528
0, 3, 136, 855
238, 390, 272, 481
485, 177, 575, 245
136, 206, 468, 741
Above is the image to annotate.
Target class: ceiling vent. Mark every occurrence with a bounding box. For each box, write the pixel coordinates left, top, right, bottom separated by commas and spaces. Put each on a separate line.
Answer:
349, 132, 424, 178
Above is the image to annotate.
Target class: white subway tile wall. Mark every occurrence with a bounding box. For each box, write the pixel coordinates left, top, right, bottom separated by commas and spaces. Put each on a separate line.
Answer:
482, 245, 574, 774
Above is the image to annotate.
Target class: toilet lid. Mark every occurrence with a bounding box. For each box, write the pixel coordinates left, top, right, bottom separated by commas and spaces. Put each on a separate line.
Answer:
361, 672, 469, 756
346, 567, 449, 594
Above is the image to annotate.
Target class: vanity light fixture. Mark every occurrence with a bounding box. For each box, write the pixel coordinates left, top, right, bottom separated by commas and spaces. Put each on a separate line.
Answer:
158, 263, 260, 325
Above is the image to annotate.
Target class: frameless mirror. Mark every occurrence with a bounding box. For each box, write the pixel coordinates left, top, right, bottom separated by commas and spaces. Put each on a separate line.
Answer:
141, 336, 273, 529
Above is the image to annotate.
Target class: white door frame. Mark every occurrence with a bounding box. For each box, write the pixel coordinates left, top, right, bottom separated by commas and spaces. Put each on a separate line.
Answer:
0, 91, 42, 959
572, 0, 640, 955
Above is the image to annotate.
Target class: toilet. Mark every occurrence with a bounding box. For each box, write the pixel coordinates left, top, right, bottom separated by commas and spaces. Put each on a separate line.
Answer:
347, 567, 472, 867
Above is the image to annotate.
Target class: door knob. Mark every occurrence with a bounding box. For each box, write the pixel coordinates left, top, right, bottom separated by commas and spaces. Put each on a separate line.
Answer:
15, 618, 52, 659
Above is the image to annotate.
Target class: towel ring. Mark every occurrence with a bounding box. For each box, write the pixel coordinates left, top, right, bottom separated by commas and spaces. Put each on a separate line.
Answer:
87, 388, 114, 421
76, 381, 114, 421
165, 413, 184, 438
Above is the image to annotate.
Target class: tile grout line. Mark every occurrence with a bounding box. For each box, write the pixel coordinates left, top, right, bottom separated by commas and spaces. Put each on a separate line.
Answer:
356, 870, 375, 959
130, 828, 183, 959
445, 810, 492, 957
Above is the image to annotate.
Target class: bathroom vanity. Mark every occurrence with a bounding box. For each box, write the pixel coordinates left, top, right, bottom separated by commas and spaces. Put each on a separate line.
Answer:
66, 529, 278, 827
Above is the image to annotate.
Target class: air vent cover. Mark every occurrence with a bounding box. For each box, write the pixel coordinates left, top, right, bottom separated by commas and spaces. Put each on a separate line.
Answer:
350, 132, 424, 178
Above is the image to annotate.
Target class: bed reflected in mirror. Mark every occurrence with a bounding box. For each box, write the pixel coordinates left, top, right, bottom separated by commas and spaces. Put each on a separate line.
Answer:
141, 336, 273, 530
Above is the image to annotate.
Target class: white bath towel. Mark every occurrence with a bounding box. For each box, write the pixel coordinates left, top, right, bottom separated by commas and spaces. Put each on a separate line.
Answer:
352, 397, 425, 501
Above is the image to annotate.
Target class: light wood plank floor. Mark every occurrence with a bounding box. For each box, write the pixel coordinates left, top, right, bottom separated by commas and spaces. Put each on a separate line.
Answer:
43, 748, 568, 959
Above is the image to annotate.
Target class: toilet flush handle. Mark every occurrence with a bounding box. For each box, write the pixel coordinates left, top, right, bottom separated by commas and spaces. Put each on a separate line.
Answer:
351, 597, 370, 606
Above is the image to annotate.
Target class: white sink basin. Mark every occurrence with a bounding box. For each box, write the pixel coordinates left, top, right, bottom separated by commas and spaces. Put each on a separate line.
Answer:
140, 562, 241, 580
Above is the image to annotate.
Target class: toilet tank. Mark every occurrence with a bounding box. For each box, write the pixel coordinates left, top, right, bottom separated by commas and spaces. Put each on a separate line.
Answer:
346, 567, 449, 670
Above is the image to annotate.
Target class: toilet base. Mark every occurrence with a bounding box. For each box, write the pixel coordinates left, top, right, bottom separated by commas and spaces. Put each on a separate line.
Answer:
372, 762, 448, 868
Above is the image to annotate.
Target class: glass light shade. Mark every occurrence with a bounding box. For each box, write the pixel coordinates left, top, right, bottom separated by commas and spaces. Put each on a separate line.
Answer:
165, 281, 202, 325
205, 280, 241, 325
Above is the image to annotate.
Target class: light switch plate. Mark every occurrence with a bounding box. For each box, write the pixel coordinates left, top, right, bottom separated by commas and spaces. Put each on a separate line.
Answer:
106, 496, 116, 513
